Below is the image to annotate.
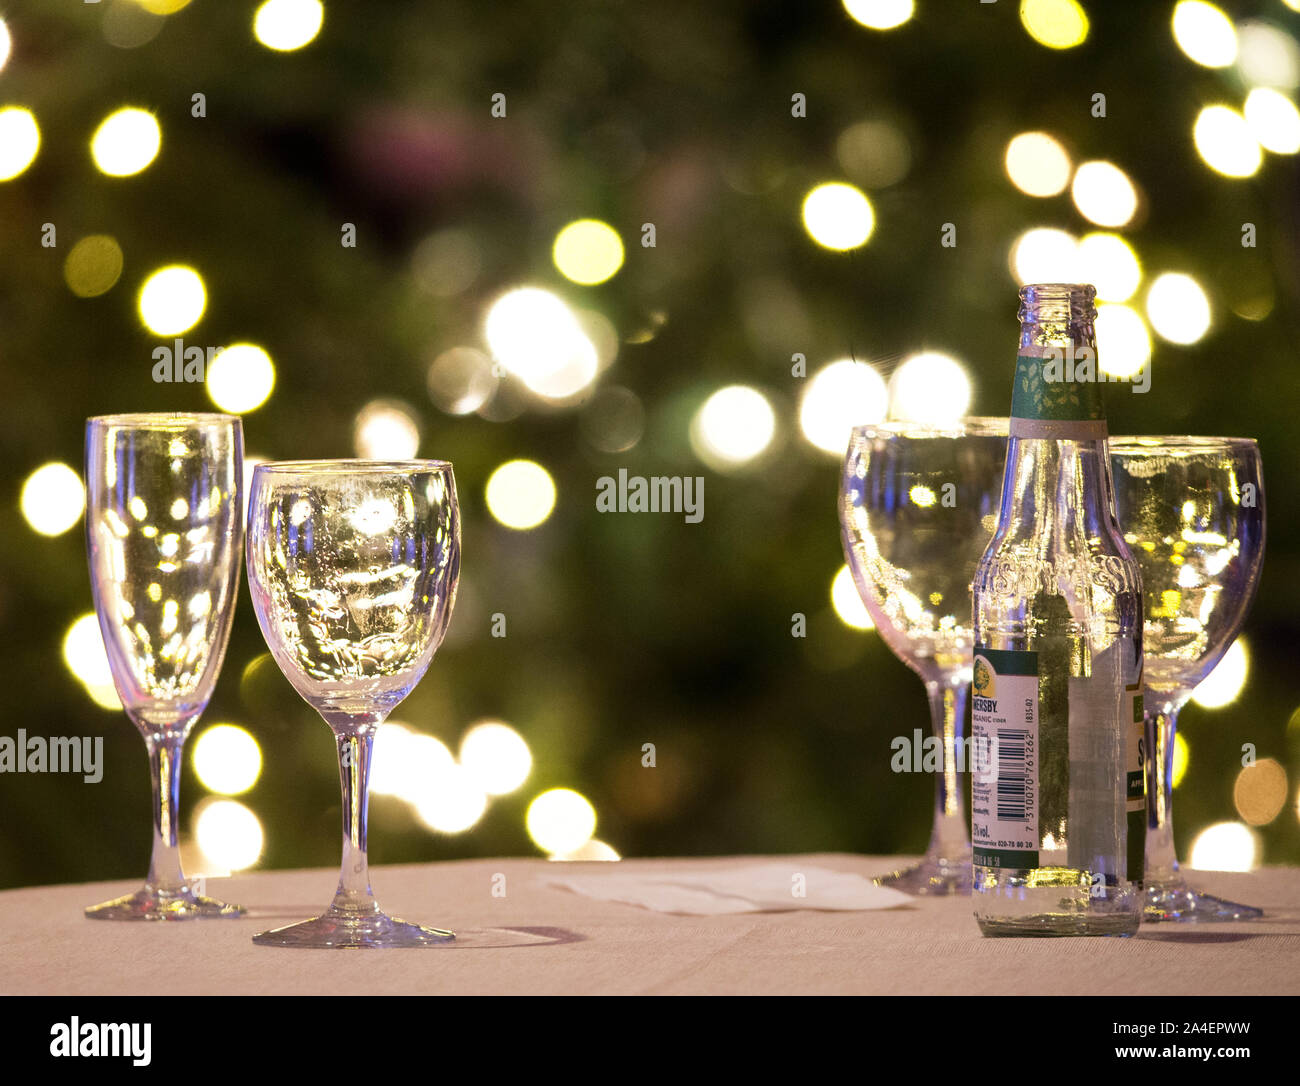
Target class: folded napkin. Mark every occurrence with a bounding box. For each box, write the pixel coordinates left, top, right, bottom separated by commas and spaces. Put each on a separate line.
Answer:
538, 862, 913, 915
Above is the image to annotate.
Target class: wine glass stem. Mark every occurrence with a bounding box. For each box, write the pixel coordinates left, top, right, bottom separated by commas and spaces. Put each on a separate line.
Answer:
1145, 703, 1181, 884
332, 725, 378, 912
146, 733, 187, 892
925, 680, 971, 859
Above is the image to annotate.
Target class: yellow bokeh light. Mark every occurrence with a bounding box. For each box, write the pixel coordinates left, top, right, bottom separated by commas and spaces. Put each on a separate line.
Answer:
206, 343, 275, 414
64, 235, 125, 299
799, 360, 888, 455
1172, 1, 1237, 68
691, 385, 777, 471
353, 400, 420, 459
1146, 273, 1211, 345
802, 182, 875, 251
1188, 821, 1257, 872
842, 0, 914, 31
1005, 132, 1072, 197
413, 763, 488, 834
91, 108, 161, 177
1172, 731, 1189, 788
0, 19, 11, 74
549, 839, 621, 861
889, 352, 972, 424
1191, 639, 1249, 708
526, 788, 597, 855
1077, 232, 1141, 302
1010, 227, 1079, 285
193, 724, 262, 795
62, 613, 122, 710
485, 459, 557, 530
253, 0, 323, 52
1095, 304, 1152, 379
1020, 0, 1089, 50
371, 726, 455, 802
459, 720, 532, 796
1233, 757, 1288, 826
1194, 105, 1263, 177
0, 107, 40, 181
1071, 160, 1138, 228
831, 565, 874, 630
132, 0, 195, 13
1244, 87, 1300, 154
21, 462, 85, 537
195, 798, 264, 871
483, 286, 599, 400
1237, 22, 1300, 90
138, 265, 206, 335
552, 219, 624, 285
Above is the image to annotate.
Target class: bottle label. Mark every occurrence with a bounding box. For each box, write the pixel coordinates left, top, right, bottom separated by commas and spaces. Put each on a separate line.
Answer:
971, 648, 1040, 870
1126, 653, 1146, 885
1009, 346, 1108, 440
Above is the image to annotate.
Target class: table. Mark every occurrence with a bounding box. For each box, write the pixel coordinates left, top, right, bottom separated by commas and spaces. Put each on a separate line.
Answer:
2, 855, 1297, 995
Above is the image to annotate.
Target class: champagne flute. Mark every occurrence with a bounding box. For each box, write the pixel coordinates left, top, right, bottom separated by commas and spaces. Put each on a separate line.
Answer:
840, 419, 1008, 893
84, 413, 245, 919
245, 460, 460, 947
1110, 436, 1265, 921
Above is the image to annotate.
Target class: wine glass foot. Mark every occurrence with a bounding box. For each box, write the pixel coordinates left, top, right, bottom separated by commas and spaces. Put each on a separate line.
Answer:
253, 908, 455, 948
874, 855, 971, 895
85, 885, 246, 921
1144, 881, 1263, 923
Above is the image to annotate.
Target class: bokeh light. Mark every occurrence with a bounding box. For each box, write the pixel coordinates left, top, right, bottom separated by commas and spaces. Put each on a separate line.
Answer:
354, 399, 421, 458
459, 720, 532, 796
206, 343, 275, 413
483, 287, 599, 400
888, 352, 972, 423
1194, 105, 1263, 177
1191, 638, 1248, 708
1188, 821, 1257, 871
62, 613, 120, 710
831, 565, 874, 630
802, 182, 875, 250
1010, 227, 1079, 285
195, 798, 264, 871
138, 265, 206, 335
64, 235, 125, 298
1172, 731, 1190, 789
550, 840, 621, 861
21, 462, 85, 536
526, 788, 597, 855
799, 359, 888, 454
486, 460, 557, 530
0, 20, 11, 74
1095, 304, 1152, 379
414, 763, 488, 834
427, 347, 497, 415
371, 725, 455, 801
90, 108, 161, 177
836, 120, 911, 188
1146, 273, 1211, 345
1172, 1, 1237, 69
553, 219, 624, 285
581, 386, 645, 454
193, 724, 262, 796
1243, 87, 1300, 154
1077, 232, 1141, 302
1020, 0, 1089, 50
1005, 132, 1072, 197
1237, 21, 1300, 90
1233, 757, 1288, 826
691, 385, 777, 471
842, 0, 914, 31
1070, 160, 1138, 228
0, 107, 40, 181
253, 0, 323, 51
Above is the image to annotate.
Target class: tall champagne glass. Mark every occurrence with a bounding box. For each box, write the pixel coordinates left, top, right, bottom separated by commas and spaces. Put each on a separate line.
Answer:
246, 460, 460, 948
840, 419, 1008, 893
1110, 437, 1265, 921
84, 413, 245, 919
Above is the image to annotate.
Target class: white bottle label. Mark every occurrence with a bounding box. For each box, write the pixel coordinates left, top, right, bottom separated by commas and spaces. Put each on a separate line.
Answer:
971, 649, 1040, 870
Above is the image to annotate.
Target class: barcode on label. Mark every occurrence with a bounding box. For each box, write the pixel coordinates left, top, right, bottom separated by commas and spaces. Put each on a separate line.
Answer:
995, 728, 1029, 821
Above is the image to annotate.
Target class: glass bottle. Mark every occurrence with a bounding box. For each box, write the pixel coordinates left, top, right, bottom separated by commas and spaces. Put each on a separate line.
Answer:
971, 283, 1145, 936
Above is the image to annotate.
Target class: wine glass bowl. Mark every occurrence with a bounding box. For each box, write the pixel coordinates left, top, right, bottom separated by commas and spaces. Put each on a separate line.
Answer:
245, 459, 460, 947
84, 412, 246, 920
840, 418, 1008, 894
1110, 436, 1265, 922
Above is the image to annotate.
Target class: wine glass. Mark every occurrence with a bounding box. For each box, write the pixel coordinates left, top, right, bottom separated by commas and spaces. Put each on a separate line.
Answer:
1110, 436, 1265, 922
839, 419, 1008, 893
245, 460, 460, 947
84, 413, 246, 920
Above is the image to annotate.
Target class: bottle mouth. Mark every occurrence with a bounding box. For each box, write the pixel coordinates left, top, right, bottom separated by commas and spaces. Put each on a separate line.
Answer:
1018, 282, 1097, 321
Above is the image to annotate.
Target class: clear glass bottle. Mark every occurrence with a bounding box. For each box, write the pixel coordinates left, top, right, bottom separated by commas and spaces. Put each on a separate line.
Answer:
971, 283, 1145, 937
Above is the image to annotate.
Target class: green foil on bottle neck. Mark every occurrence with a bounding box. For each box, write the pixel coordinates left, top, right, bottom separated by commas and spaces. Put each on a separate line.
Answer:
1011, 349, 1106, 423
